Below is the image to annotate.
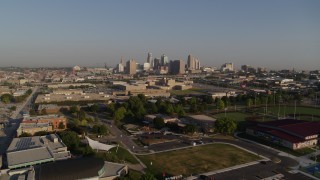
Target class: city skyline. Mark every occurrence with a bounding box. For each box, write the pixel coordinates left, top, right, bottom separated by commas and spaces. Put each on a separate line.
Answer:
0, 0, 319, 70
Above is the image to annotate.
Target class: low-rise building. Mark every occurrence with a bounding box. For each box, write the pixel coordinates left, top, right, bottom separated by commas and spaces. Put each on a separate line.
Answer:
246, 119, 320, 150
7, 134, 71, 169
144, 114, 178, 124
17, 115, 67, 136
37, 104, 60, 114
185, 115, 216, 131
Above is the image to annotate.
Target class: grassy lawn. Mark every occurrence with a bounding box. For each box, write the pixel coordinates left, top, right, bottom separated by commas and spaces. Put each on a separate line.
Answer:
138, 144, 260, 177
213, 112, 250, 121
95, 147, 139, 164
258, 106, 320, 118
170, 88, 206, 95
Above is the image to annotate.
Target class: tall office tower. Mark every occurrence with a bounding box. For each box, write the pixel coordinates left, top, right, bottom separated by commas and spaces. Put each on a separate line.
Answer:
126, 59, 137, 75
170, 60, 185, 74
161, 54, 169, 66
196, 58, 200, 69
153, 58, 160, 70
120, 57, 125, 67
117, 63, 124, 73
187, 54, 195, 69
147, 52, 152, 65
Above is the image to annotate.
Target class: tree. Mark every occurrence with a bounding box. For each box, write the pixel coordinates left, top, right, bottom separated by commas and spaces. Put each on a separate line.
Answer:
149, 103, 158, 114
216, 99, 225, 110
165, 104, 174, 115
203, 95, 213, 104
215, 117, 237, 135
69, 106, 78, 113
174, 105, 185, 117
99, 124, 108, 135
58, 131, 80, 150
153, 117, 165, 129
19, 132, 32, 137
107, 103, 116, 115
246, 99, 253, 108
184, 124, 196, 134
189, 104, 198, 113
58, 122, 65, 129
34, 131, 49, 136
1, 94, 13, 104
77, 110, 86, 121
114, 107, 126, 122
92, 125, 100, 134
9, 106, 16, 111
29, 109, 37, 116
89, 104, 99, 113
81, 119, 88, 126
41, 108, 47, 115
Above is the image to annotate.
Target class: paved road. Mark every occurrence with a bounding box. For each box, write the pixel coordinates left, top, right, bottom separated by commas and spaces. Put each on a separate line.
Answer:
100, 120, 146, 153
0, 87, 39, 156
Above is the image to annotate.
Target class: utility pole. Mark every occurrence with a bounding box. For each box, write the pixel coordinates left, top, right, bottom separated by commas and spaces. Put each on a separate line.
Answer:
294, 100, 297, 119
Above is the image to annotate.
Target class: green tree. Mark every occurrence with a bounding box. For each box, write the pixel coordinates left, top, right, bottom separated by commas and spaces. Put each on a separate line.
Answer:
165, 104, 174, 115
246, 99, 253, 107
107, 103, 116, 115
149, 103, 158, 114
19, 132, 32, 137
184, 124, 196, 134
1, 94, 13, 104
41, 108, 47, 115
58, 122, 65, 129
92, 125, 100, 134
69, 106, 78, 113
34, 131, 49, 136
174, 104, 185, 117
81, 120, 88, 126
215, 117, 237, 135
114, 107, 127, 122
58, 131, 80, 150
9, 106, 16, 111
153, 117, 165, 129
216, 99, 225, 110
99, 124, 108, 135
89, 104, 99, 113
29, 109, 37, 116
77, 110, 86, 121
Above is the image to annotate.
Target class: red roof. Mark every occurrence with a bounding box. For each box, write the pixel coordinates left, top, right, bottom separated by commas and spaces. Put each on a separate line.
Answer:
250, 119, 320, 143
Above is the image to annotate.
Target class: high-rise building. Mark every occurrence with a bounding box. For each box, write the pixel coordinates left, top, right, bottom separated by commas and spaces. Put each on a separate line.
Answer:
126, 59, 137, 75
153, 58, 160, 70
147, 53, 153, 67
161, 54, 169, 66
187, 54, 200, 70
187, 54, 195, 69
116, 63, 124, 73
170, 60, 185, 75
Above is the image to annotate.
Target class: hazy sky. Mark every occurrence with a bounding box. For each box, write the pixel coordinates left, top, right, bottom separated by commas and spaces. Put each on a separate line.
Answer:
0, 0, 319, 70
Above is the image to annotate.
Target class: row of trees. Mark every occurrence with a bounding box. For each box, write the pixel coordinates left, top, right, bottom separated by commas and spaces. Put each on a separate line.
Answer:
108, 94, 187, 124
0, 89, 32, 104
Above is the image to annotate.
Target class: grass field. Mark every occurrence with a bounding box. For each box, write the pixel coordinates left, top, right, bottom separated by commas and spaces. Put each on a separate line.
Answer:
213, 112, 250, 121
138, 144, 260, 177
258, 106, 320, 120
95, 147, 139, 164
